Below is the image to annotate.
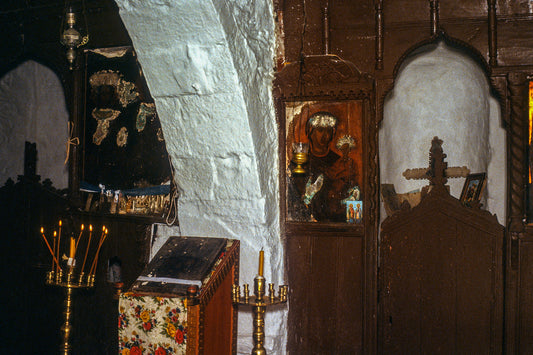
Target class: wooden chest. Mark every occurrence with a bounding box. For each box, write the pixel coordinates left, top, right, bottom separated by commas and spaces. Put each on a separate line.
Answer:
118, 237, 239, 355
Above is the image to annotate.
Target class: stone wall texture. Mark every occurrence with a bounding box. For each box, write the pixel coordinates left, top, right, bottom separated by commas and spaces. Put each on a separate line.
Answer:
0, 60, 68, 188
380, 42, 506, 224
115, 1, 285, 353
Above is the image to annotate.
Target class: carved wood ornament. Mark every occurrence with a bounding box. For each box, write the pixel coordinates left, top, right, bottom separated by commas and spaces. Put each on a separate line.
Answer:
275, 50, 379, 352
375, 0, 384, 70
380, 137, 504, 354
275, 54, 376, 225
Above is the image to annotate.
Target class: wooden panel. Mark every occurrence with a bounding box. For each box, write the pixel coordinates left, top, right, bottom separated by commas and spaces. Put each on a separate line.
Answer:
286, 234, 312, 352
455, 222, 498, 353
334, 236, 364, 353
287, 234, 363, 354
518, 240, 533, 354
196, 240, 239, 355
419, 215, 456, 354
380, 192, 504, 355
202, 265, 236, 355
380, 222, 422, 354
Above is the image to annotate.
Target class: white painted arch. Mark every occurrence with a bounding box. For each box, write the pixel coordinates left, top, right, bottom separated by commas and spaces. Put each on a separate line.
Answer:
115, 1, 285, 353
380, 41, 506, 224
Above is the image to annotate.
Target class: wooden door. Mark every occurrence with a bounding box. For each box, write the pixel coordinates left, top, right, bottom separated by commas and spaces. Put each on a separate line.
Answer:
379, 184, 504, 354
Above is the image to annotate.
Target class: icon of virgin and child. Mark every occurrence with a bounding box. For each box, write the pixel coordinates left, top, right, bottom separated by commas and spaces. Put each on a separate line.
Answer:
287, 109, 362, 223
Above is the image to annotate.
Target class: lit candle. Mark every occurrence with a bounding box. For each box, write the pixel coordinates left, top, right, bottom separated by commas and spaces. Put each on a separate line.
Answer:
41, 227, 61, 271
258, 250, 264, 277
43, 227, 53, 270
81, 225, 93, 274
89, 227, 108, 276
57, 220, 62, 261
75, 224, 84, 249
69, 237, 75, 259
53, 231, 58, 272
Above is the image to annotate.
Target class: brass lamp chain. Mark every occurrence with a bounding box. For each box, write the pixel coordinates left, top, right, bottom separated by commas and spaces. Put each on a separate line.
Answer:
80, 0, 89, 46
60, 0, 90, 48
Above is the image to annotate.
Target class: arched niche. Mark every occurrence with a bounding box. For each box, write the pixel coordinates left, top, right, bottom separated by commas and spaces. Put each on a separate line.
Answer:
0, 59, 69, 188
379, 34, 506, 224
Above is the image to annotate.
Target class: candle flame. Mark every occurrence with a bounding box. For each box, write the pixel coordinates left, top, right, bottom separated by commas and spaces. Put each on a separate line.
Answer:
40, 230, 62, 272
81, 224, 84, 230
89, 224, 93, 232
59, 220, 62, 226
54, 231, 57, 237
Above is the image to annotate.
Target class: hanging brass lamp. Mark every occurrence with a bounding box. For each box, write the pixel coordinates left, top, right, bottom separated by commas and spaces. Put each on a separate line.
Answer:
60, 4, 89, 70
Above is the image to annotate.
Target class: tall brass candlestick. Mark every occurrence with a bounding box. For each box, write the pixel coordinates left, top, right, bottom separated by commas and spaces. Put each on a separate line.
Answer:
41, 221, 108, 354
233, 251, 288, 355
60, 267, 75, 355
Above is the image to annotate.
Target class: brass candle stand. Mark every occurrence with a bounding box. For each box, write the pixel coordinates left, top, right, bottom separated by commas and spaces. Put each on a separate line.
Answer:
45, 265, 95, 355
41, 221, 108, 355
232, 251, 288, 355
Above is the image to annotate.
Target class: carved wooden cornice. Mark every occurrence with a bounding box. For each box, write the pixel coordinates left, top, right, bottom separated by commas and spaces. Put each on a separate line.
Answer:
198, 240, 240, 307
392, 30, 492, 80
377, 29, 505, 125
273, 54, 374, 100
488, 0, 498, 67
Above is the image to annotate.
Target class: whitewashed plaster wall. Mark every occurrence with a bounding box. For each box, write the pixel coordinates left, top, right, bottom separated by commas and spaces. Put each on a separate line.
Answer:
380, 42, 506, 224
0, 60, 69, 189
114, 1, 284, 354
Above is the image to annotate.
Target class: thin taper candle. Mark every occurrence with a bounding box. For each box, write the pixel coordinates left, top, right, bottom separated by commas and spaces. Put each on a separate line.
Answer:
89, 227, 106, 275
89, 228, 108, 276
57, 220, 62, 262
44, 227, 53, 270
99, 225, 105, 241
81, 224, 93, 274
75, 224, 84, 250
41, 228, 61, 271
259, 249, 264, 277
53, 231, 58, 272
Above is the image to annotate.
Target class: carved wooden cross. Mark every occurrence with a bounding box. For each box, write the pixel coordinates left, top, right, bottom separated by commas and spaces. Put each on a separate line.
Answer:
402, 136, 470, 186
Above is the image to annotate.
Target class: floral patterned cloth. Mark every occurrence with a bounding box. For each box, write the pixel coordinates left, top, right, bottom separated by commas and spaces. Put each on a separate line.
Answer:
118, 293, 187, 355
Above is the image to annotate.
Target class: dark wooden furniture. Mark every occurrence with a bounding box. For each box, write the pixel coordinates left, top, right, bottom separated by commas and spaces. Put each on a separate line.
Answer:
119, 238, 239, 355
274, 55, 378, 353
5, 1, 533, 353
0, 174, 69, 353
187, 239, 239, 355
379, 138, 504, 354
0, 164, 153, 354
